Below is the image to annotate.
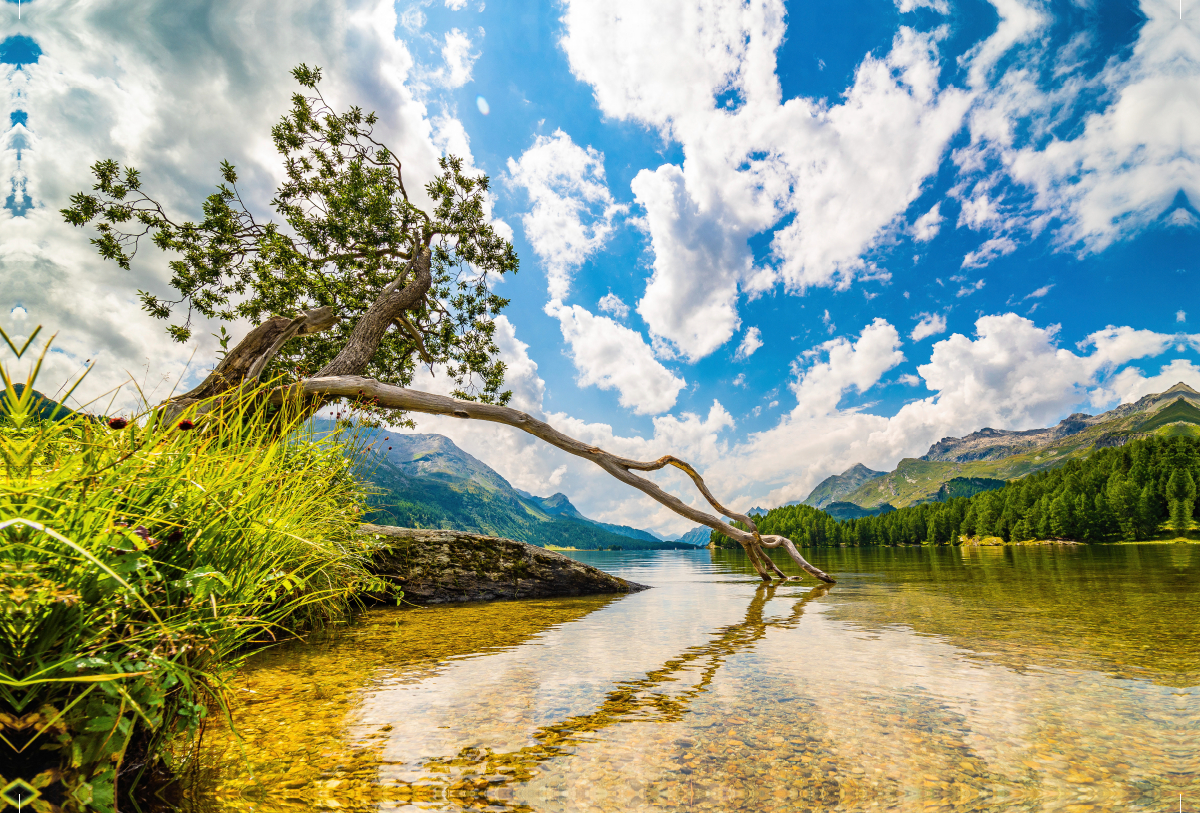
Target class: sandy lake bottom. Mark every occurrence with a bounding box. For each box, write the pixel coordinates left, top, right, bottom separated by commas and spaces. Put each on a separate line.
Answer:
185, 544, 1200, 812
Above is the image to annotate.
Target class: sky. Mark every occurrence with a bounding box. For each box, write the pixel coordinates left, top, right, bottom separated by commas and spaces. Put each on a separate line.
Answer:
2, 0, 1199, 536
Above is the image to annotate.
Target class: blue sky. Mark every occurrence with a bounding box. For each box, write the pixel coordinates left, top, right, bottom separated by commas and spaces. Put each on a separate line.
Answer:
2, 0, 1198, 533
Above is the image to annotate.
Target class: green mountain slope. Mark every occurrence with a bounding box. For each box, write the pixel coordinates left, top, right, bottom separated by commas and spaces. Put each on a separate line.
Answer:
836, 383, 1200, 509
717, 434, 1200, 547
801, 463, 885, 508
330, 425, 697, 549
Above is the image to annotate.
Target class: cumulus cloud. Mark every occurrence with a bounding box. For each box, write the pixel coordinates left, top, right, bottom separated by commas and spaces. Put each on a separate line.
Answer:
955, 0, 1200, 256
598, 292, 629, 319
432, 29, 479, 88
792, 319, 906, 417
910, 203, 944, 242
911, 312, 947, 341
896, 0, 949, 10
507, 130, 626, 301
0, 0, 453, 413
955, 278, 986, 297
546, 301, 686, 415
735, 326, 763, 359
561, 1, 972, 360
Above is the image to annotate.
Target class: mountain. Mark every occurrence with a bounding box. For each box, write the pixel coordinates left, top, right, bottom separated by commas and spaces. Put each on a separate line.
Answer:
837, 382, 1200, 509
332, 425, 702, 549
801, 463, 887, 509
676, 526, 713, 547
0, 384, 88, 422
515, 489, 666, 544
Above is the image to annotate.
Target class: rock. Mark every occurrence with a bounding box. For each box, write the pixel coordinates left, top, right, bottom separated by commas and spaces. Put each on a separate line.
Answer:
359, 524, 650, 603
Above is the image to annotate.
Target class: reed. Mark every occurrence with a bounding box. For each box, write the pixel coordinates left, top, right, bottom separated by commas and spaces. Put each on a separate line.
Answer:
0, 327, 387, 812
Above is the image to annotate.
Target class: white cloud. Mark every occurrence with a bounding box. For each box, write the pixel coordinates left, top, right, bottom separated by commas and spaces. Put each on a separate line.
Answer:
433, 29, 479, 89
546, 301, 686, 415
1025, 284, 1054, 299
598, 292, 629, 319
507, 130, 626, 301
791, 319, 905, 418
955, 278, 987, 297
632, 165, 748, 361
910, 203, 944, 242
956, 0, 1200, 255
735, 326, 763, 360
732, 373, 746, 387
898, 373, 921, 386
1178, 310, 1187, 323
896, 0, 949, 11
561, 3, 972, 360
911, 312, 947, 341
961, 236, 1016, 268
445, 0, 469, 9
821, 309, 835, 334
1, 0, 453, 414
1095, 359, 1200, 406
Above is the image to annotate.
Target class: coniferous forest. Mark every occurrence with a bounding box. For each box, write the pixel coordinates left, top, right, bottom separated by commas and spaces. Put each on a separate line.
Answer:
714, 435, 1200, 548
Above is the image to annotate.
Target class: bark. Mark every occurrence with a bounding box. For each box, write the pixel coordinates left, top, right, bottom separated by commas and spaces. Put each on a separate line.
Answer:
164, 306, 337, 417
270, 375, 836, 584
315, 246, 432, 378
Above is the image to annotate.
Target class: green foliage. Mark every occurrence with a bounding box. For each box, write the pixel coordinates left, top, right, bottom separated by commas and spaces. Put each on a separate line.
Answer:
0, 328, 386, 810
713, 435, 1200, 548
936, 476, 1006, 501
62, 65, 517, 411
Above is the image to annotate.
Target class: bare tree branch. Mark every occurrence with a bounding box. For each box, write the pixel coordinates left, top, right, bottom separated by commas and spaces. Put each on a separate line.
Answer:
269, 375, 837, 584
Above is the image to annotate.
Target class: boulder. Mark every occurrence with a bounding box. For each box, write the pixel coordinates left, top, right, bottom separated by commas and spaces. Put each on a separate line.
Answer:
359, 524, 649, 603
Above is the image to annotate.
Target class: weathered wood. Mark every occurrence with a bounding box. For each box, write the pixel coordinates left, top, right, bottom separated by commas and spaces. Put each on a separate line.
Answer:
167, 305, 337, 411
315, 247, 432, 378
274, 376, 836, 584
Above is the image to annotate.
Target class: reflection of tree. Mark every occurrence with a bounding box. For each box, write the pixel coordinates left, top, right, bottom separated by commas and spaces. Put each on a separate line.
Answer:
415, 583, 830, 807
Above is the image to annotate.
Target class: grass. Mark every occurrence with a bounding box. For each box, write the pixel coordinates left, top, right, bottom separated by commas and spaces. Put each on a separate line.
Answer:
0, 327, 388, 812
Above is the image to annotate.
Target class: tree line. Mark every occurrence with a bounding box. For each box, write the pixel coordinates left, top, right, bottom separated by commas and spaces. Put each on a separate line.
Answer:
713, 435, 1200, 547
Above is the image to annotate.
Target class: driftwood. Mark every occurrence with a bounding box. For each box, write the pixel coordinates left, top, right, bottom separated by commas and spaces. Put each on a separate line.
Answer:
266, 376, 835, 584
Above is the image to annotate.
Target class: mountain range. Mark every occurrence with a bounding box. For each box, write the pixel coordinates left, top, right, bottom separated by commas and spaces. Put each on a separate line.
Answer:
333, 425, 706, 550
801, 382, 1200, 511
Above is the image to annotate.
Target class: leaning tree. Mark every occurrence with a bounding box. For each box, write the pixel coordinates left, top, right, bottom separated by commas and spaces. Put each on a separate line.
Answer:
63, 65, 834, 585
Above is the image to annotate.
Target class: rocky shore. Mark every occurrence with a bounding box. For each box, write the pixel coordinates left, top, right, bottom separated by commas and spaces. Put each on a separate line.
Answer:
360, 524, 650, 603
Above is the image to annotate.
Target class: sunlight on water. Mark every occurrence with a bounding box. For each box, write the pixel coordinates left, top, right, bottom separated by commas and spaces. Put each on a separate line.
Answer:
187, 544, 1200, 812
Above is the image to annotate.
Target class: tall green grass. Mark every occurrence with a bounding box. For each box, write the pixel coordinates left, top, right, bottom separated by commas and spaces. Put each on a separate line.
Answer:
0, 328, 387, 812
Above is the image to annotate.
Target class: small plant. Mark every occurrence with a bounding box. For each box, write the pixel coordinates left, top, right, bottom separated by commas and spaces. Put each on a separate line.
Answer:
0, 325, 388, 811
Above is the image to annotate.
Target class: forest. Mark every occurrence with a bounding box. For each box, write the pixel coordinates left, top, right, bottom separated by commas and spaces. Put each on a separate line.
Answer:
713, 435, 1200, 547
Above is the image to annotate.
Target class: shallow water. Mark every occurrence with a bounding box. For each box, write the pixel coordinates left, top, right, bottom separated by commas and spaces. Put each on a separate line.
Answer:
187, 544, 1200, 812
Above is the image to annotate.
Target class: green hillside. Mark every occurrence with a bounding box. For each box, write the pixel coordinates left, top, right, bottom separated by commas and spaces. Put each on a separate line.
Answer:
1138, 397, 1200, 433
816, 386, 1200, 510
717, 435, 1200, 547
339, 426, 693, 550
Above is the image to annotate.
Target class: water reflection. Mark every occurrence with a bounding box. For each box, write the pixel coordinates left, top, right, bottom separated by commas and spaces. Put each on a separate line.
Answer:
188, 544, 1200, 812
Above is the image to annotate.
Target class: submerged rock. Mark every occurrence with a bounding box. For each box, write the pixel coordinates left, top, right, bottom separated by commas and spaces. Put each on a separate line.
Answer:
360, 524, 650, 603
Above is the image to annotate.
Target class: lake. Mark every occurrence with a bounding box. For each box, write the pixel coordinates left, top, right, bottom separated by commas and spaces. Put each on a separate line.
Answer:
188, 544, 1200, 812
